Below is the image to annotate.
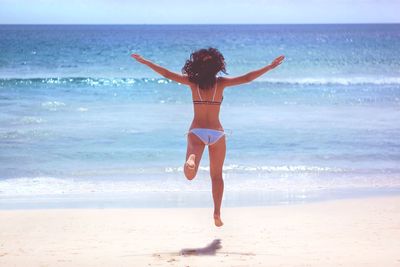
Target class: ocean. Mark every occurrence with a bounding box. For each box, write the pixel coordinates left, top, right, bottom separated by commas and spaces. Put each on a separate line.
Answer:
1, 24, 399, 208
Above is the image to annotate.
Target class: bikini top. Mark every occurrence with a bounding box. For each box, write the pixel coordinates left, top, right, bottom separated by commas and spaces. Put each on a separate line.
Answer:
193, 79, 223, 105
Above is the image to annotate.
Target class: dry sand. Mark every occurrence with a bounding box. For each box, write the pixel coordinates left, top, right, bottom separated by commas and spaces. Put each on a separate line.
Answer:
1, 196, 399, 266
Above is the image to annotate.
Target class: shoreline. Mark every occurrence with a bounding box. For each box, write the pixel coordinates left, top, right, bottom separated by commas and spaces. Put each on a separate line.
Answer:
1, 187, 400, 210
1, 195, 399, 266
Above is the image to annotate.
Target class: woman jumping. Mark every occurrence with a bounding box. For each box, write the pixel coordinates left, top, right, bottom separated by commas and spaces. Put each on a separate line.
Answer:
131, 48, 284, 227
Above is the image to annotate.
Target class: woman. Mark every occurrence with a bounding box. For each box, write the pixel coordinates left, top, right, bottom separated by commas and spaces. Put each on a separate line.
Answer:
131, 48, 284, 227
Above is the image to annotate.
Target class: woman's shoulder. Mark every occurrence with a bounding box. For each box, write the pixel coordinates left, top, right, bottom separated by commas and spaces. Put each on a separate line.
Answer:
216, 76, 228, 89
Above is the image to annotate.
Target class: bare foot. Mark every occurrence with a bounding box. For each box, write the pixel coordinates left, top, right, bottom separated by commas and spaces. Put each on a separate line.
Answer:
214, 214, 224, 227
185, 154, 196, 169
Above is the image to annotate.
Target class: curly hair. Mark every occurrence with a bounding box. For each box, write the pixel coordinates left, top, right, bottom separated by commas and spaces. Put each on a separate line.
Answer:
182, 47, 227, 90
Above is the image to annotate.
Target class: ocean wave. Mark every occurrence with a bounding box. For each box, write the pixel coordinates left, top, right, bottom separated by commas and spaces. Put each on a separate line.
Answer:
0, 129, 52, 140
65, 165, 344, 177
12, 116, 45, 125
41, 101, 66, 111
1, 175, 399, 197
0, 77, 172, 87
0, 176, 208, 196
165, 164, 344, 173
257, 77, 400, 85
1, 76, 400, 87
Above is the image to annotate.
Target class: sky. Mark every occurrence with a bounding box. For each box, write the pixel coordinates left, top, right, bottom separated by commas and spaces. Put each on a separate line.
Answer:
0, 0, 399, 24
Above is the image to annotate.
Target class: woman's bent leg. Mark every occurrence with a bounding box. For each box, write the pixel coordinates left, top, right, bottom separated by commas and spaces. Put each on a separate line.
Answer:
184, 132, 205, 180
209, 136, 226, 227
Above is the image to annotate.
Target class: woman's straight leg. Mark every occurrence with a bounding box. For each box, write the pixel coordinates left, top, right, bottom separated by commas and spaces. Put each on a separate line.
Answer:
208, 135, 226, 227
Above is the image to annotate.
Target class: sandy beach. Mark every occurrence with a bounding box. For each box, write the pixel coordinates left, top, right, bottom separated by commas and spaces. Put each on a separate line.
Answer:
0, 196, 399, 266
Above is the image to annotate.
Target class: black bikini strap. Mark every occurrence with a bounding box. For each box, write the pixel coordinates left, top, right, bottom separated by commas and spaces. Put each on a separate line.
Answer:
193, 100, 221, 105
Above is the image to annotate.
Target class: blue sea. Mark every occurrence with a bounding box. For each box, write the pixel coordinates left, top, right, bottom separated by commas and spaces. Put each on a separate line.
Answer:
1, 24, 400, 209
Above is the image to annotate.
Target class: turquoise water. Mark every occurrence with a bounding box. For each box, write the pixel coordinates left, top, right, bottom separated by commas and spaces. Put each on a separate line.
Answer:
1, 24, 400, 208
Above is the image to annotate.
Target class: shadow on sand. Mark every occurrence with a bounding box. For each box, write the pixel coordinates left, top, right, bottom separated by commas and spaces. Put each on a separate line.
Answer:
150, 239, 255, 260
180, 239, 222, 256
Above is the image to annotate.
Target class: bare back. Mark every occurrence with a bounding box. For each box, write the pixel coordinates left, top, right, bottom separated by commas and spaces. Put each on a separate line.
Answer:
189, 77, 225, 131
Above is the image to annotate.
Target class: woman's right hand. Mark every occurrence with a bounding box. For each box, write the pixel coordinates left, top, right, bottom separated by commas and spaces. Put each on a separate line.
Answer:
269, 55, 285, 69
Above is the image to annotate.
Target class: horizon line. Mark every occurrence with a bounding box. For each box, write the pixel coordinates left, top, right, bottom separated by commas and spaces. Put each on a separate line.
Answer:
1, 22, 399, 26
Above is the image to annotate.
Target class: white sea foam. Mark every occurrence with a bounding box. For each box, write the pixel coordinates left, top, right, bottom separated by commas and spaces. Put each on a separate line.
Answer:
58, 165, 344, 178
0, 176, 205, 196
1, 175, 399, 197
165, 164, 343, 173
77, 107, 88, 112
41, 101, 66, 111
11, 116, 45, 125
257, 77, 400, 85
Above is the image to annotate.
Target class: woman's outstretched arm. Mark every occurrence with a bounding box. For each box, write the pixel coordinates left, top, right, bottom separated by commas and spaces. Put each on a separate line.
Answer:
220, 55, 285, 88
131, 53, 191, 85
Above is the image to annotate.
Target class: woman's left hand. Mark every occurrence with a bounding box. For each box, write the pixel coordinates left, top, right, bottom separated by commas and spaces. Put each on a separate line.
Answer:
131, 53, 147, 64
269, 55, 285, 69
